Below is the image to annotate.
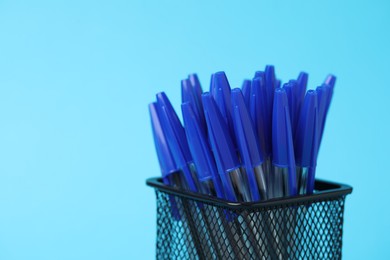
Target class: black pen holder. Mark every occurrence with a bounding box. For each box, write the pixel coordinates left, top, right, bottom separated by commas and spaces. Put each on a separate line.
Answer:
147, 177, 352, 260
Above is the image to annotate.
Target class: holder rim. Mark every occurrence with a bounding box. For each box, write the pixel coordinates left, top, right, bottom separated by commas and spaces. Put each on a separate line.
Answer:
146, 177, 352, 210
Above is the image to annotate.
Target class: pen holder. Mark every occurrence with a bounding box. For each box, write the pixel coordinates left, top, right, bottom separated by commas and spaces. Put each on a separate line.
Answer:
147, 177, 352, 260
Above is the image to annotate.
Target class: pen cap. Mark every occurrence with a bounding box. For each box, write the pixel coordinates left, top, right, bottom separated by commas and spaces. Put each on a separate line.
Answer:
182, 102, 224, 199
323, 74, 336, 116
297, 72, 308, 92
294, 90, 319, 167
272, 88, 297, 195
254, 70, 265, 79
156, 92, 192, 163
265, 65, 277, 102
291, 78, 307, 112
283, 82, 295, 131
275, 79, 281, 89
156, 92, 198, 192
241, 79, 251, 110
181, 78, 206, 135
316, 84, 330, 132
188, 73, 203, 105
231, 88, 262, 200
250, 75, 272, 158
149, 102, 178, 178
265, 65, 276, 90
232, 88, 264, 166
202, 93, 239, 172
181, 79, 198, 116
210, 71, 234, 138
272, 88, 293, 167
187, 74, 206, 131
324, 74, 336, 89
255, 67, 276, 120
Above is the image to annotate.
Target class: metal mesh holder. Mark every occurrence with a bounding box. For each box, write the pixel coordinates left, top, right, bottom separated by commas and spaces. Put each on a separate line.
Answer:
147, 177, 352, 260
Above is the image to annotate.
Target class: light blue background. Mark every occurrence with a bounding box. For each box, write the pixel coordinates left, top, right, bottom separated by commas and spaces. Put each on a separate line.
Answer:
0, 1, 389, 259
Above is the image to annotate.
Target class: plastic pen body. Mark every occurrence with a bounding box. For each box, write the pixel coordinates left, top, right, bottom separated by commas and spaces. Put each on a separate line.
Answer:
253, 164, 267, 200
271, 166, 294, 198
296, 166, 316, 195
226, 167, 251, 202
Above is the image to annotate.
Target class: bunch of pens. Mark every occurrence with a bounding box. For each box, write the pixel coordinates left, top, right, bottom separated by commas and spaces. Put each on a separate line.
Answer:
147, 65, 351, 259
150, 65, 334, 202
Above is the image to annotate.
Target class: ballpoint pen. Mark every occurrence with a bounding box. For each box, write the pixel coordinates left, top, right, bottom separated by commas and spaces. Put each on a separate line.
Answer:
231, 88, 267, 201
202, 92, 251, 202
203, 92, 262, 259
149, 101, 205, 259
149, 102, 181, 219
181, 102, 224, 198
271, 88, 299, 259
241, 79, 251, 110
157, 92, 218, 259
294, 90, 319, 195
272, 88, 297, 198
182, 102, 240, 259
250, 76, 272, 197
156, 92, 199, 192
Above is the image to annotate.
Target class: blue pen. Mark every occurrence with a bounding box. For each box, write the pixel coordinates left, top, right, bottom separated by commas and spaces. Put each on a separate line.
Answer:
204, 92, 265, 259
182, 102, 229, 259
250, 76, 273, 190
241, 79, 252, 110
231, 88, 267, 201
272, 88, 297, 198
254, 68, 275, 154
181, 102, 224, 199
149, 102, 182, 219
157, 93, 222, 258
294, 90, 319, 195
202, 93, 251, 202
156, 92, 199, 192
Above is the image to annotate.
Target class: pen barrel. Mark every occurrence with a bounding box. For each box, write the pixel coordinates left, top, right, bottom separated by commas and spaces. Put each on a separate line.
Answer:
296, 167, 309, 195
228, 168, 251, 202
148, 177, 352, 260
253, 164, 268, 200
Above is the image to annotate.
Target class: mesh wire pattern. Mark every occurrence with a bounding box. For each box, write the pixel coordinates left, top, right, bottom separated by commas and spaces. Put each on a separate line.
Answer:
148, 178, 352, 260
